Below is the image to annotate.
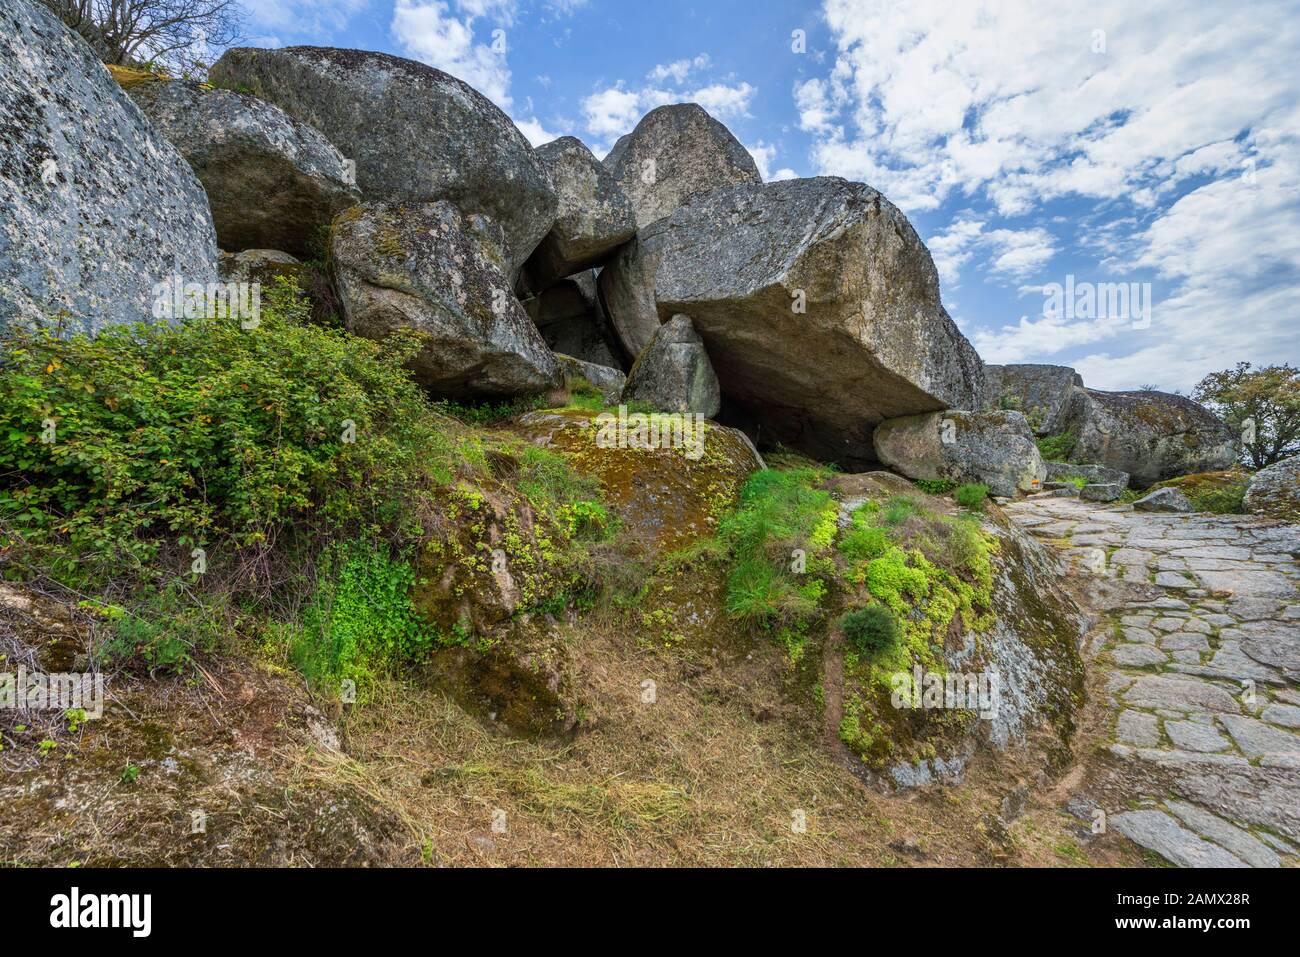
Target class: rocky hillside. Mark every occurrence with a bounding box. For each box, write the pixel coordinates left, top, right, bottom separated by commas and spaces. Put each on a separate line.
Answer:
0, 0, 1294, 869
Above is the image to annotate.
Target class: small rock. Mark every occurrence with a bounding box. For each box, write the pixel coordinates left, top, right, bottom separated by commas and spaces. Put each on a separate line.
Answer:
1116, 709, 1160, 747
1133, 488, 1194, 513
1165, 719, 1230, 752
1110, 810, 1247, 867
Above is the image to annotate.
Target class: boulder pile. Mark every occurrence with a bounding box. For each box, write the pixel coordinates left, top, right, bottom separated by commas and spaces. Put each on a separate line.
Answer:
0, 2, 1247, 498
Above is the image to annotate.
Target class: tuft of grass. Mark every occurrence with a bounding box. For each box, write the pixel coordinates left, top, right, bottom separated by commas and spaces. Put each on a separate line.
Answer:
954, 483, 989, 510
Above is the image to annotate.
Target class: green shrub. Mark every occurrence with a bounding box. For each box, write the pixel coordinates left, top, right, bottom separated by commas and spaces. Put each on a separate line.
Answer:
839, 605, 900, 656
283, 539, 430, 688
0, 278, 454, 585
839, 511, 889, 563
1036, 431, 1077, 462
954, 483, 989, 510
913, 478, 956, 495
881, 496, 917, 525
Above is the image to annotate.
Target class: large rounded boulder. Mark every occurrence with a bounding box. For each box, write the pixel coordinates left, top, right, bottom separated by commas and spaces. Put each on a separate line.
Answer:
208, 46, 557, 276
0, 0, 217, 336
983, 363, 1083, 436
524, 136, 635, 289
873, 410, 1046, 498
603, 103, 761, 230
599, 176, 985, 467
1064, 388, 1237, 487
1243, 456, 1300, 521
126, 79, 360, 256
331, 201, 561, 398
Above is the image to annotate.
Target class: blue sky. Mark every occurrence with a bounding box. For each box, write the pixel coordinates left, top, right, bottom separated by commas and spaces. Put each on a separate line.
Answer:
234, 0, 1300, 393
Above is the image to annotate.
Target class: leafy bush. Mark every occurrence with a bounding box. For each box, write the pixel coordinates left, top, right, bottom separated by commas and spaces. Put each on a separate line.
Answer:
282, 539, 430, 688
839, 605, 900, 656
0, 278, 453, 584
913, 478, 956, 495
954, 483, 989, 510
1036, 431, 1077, 461
1150, 471, 1249, 515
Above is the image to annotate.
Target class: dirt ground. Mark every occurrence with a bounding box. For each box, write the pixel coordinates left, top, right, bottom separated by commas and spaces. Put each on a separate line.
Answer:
0, 575, 1152, 868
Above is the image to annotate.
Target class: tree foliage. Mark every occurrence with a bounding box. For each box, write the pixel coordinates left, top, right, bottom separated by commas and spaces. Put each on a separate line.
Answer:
40, 0, 242, 74
1193, 362, 1300, 469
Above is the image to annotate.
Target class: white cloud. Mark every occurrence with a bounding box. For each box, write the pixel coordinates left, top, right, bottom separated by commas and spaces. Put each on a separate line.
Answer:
648, 54, 710, 85
690, 82, 756, 119
746, 142, 796, 182
805, 0, 1299, 215
514, 116, 560, 147
582, 87, 643, 140
580, 54, 756, 144
926, 219, 1058, 288
391, 0, 514, 109
799, 0, 1300, 390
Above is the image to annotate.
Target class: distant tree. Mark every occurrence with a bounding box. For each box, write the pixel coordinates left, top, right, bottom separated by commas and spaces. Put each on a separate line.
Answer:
39, 0, 242, 74
1193, 362, 1300, 469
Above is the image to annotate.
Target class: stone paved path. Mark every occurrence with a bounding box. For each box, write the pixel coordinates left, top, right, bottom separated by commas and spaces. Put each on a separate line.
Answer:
1004, 494, 1300, 867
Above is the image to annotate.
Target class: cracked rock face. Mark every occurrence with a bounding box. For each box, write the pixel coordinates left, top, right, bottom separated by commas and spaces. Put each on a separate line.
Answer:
127, 79, 360, 257
525, 136, 635, 289
603, 103, 761, 231
209, 46, 557, 276
600, 176, 985, 467
331, 200, 561, 398
0, 0, 217, 336
1064, 388, 1238, 487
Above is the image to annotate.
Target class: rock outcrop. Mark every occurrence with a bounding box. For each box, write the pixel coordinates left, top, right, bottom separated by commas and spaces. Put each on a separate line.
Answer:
1132, 487, 1194, 512
516, 407, 762, 555
126, 79, 360, 256
556, 353, 625, 405
873, 410, 1046, 498
331, 201, 561, 398
983, 363, 1084, 436
1064, 389, 1238, 487
600, 176, 984, 465
1244, 457, 1300, 522
522, 270, 622, 370
209, 46, 557, 275
603, 103, 761, 230
1044, 461, 1130, 489
524, 136, 635, 289
0, 0, 217, 336
621, 314, 721, 416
